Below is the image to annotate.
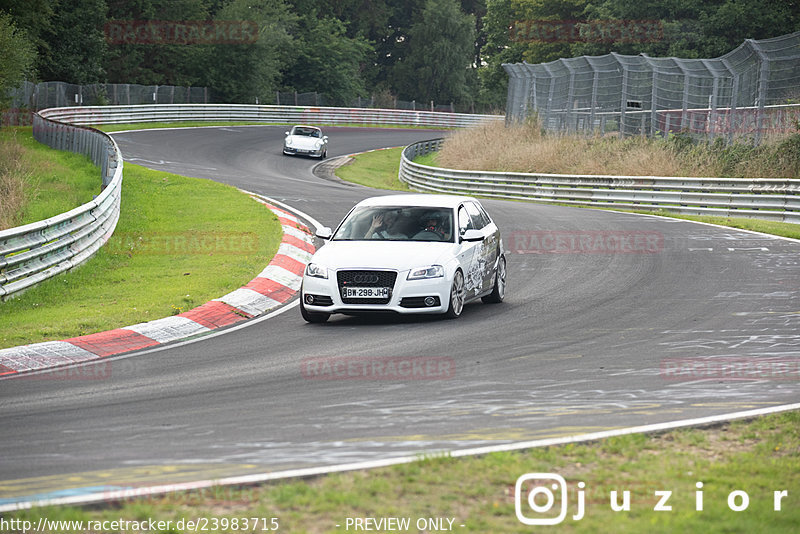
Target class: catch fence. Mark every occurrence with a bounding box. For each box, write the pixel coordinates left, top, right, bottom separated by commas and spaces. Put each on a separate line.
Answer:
504, 31, 800, 144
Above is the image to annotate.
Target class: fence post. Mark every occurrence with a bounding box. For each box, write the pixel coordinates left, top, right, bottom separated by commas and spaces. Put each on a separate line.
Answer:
747, 39, 770, 145
564, 60, 576, 134
587, 58, 600, 135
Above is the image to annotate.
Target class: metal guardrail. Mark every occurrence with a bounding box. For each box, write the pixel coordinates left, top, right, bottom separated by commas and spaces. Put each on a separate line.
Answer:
399, 139, 800, 224
39, 104, 502, 129
0, 112, 123, 300
0, 105, 500, 300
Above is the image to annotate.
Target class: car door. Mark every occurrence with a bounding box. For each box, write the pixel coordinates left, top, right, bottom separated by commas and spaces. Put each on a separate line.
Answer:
464, 201, 499, 292
456, 204, 484, 297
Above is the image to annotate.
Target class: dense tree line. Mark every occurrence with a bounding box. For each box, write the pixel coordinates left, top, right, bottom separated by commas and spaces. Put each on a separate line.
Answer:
1, 0, 798, 110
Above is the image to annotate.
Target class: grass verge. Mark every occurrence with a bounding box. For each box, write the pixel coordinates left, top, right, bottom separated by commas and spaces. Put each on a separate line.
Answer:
334, 147, 411, 191
0, 128, 99, 230
434, 120, 800, 179
0, 159, 282, 349
7, 410, 799, 533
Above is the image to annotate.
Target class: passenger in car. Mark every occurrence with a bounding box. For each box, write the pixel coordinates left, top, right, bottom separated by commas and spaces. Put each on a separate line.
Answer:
365, 211, 407, 239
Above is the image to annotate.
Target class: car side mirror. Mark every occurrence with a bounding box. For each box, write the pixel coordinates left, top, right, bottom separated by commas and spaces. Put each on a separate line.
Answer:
285, 131, 289, 136
461, 229, 483, 242
322, 136, 328, 141
316, 227, 333, 240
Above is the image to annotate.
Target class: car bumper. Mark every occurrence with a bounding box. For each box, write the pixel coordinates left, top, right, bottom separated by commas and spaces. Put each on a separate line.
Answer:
301, 272, 451, 315
283, 146, 325, 157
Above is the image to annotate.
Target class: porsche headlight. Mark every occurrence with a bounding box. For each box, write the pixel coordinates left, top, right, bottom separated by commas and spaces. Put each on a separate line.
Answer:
407, 265, 444, 280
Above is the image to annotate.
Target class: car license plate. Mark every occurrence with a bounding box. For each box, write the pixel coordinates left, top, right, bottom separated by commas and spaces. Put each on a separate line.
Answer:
343, 287, 390, 298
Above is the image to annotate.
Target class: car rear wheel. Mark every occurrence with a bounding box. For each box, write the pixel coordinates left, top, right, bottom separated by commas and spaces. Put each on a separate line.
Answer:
482, 255, 506, 304
444, 269, 465, 319
300, 294, 330, 323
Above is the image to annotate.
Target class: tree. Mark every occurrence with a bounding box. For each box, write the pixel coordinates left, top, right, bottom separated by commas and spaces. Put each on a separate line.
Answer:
0, 12, 36, 108
37, 0, 107, 83
393, 0, 475, 104
0, 0, 53, 81
281, 13, 372, 105
204, 0, 296, 103
104, 0, 210, 86
479, 0, 589, 109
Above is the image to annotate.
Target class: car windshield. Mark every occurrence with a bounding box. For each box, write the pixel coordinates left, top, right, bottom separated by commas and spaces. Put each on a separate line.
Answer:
291, 127, 321, 138
332, 206, 454, 242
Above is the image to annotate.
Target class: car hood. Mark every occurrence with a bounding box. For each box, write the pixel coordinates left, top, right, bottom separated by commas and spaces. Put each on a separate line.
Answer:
286, 135, 322, 148
310, 241, 454, 272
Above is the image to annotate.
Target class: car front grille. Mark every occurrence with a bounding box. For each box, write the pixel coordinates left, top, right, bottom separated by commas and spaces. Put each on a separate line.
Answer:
337, 270, 397, 304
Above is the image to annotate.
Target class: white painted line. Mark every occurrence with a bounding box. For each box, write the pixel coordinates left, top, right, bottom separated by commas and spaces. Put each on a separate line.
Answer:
4, 402, 798, 512
282, 225, 315, 243
270, 208, 300, 224
604, 209, 800, 244
244, 191, 324, 233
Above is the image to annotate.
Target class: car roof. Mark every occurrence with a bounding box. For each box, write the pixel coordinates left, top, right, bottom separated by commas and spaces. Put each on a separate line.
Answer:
354, 194, 479, 209
291, 125, 321, 130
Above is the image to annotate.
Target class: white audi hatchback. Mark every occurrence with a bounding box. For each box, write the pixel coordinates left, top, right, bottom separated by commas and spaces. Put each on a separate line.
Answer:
300, 194, 506, 323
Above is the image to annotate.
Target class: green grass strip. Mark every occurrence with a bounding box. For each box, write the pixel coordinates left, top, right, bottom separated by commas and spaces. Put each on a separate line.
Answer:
8, 411, 798, 532
0, 128, 99, 227
0, 158, 282, 349
334, 147, 411, 191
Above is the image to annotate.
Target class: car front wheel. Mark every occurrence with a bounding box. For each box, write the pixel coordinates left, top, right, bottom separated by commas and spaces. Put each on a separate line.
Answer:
444, 269, 465, 319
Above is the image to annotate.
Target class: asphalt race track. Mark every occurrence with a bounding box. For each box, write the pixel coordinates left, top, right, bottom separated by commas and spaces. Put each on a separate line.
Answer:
1, 125, 799, 505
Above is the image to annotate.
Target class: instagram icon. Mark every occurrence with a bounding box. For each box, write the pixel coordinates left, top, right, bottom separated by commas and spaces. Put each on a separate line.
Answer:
515, 473, 585, 525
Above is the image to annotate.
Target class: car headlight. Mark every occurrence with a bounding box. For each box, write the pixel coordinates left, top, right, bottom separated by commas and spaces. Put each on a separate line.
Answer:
407, 265, 444, 280
305, 262, 328, 279
314, 141, 322, 149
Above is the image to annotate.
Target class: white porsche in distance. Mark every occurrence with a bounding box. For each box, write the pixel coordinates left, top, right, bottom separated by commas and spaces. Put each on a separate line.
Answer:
283, 125, 328, 158
300, 194, 507, 323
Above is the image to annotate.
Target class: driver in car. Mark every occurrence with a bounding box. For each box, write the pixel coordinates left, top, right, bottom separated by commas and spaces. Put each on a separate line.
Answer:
414, 213, 450, 241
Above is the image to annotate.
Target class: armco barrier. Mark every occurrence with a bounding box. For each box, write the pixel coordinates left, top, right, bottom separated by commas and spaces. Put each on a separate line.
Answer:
1, 105, 501, 300
0, 112, 123, 300
399, 139, 800, 224
38, 104, 502, 129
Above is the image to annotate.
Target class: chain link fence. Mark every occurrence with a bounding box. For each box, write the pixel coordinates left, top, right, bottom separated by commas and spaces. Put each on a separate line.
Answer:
5, 83, 489, 126
503, 31, 800, 144
9, 81, 210, 109
4, 81, 211, 126
271, 91, 483, 113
